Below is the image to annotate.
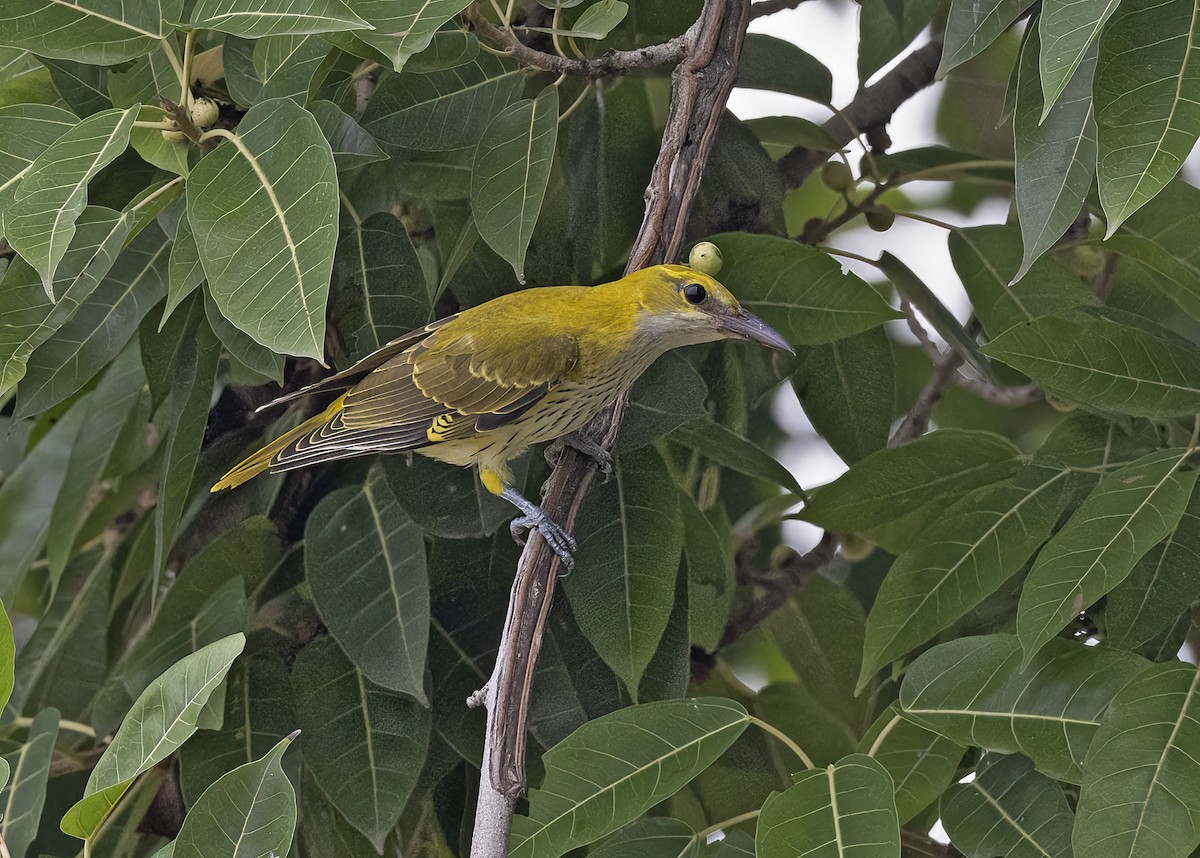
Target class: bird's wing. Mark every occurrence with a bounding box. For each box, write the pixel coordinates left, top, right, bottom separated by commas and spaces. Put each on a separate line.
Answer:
267, 323, 579, 470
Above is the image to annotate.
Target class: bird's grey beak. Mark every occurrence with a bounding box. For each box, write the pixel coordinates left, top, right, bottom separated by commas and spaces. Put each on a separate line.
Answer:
714, 309, 795, 354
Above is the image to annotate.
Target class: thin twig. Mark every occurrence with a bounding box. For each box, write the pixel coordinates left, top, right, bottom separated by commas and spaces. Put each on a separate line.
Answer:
892, 349, 963, 446
468, 3, 751, 856
779, 35, 944, 188
467, 5, 692, 78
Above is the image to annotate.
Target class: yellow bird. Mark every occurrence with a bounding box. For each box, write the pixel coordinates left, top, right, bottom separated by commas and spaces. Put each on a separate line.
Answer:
212, 264, 792, 567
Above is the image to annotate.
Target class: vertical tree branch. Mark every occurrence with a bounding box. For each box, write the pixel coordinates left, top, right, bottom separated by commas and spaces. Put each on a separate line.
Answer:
468, 2, 751, 855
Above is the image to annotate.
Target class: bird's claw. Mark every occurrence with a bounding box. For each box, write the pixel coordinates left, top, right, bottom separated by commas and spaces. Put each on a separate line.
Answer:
564, 431, 613, 482
510, 514, 577, 571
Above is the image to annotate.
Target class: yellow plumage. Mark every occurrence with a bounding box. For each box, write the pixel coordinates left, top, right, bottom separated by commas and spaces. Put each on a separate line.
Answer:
212, 264, 792, 565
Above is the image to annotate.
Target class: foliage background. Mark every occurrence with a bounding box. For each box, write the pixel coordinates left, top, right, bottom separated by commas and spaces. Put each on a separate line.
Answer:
3, 0, 1200, 856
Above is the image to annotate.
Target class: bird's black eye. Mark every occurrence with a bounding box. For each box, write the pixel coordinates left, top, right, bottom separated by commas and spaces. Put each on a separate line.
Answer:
683, 283, 707, 304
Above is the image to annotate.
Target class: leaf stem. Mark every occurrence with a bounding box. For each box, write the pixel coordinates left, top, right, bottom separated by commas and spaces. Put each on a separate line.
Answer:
10, 715, 96, 738
551, 2, 568, 58
488, 0, 509, 26
127, 176, 185, 214
180, 30, 198, 105
1191, 414, 1199, 450
819, 245, 878, 266
698, 809, 761, 840
751, 716, 816, 770
159, 38, 186, 90
866, 713, 902, 757
558, 83, 591, 124
338, 189, 363, 227
895, 210, 959, 232
131, 120, 169, 130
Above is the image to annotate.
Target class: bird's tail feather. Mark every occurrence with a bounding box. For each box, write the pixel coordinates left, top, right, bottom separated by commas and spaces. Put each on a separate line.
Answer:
211, 394, 348, 492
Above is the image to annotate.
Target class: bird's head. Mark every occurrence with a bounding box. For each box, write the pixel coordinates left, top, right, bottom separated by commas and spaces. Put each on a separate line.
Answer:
623, 264, 794, 353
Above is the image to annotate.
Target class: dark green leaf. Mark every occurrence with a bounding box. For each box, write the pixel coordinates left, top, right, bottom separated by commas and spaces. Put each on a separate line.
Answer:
187, 97, 338, 361
711, 233, 899, 345
939, 0, 1036, 76
941, 753, 1074, 858
530, 0, 629, 39
737, 33, 832, 103
1038, 0, 1121, 115
756, 682, 858, 769
617, 352, 708, 453
310, 99, 388, 172
792, 327, 895, 464
565, 446, 684, 695
41, 57, 110, 116
1, 0, 180, 64
745, 115, 839, 160
858, 704, 964, 824
1109, 180, 1200, 320
224, 34, 330, 105
307, 464, 429, 702
673, 419, 804, 499
0, 603, 11, 712
900, 634, 1148, 782
1, 707, 59, 857
983, 309, 1200, 417
869, 146, 1014, 184
16, 220, 169, 418
349, 0, 473, 70
1076, 661, 1200, 858
1013, 23, 1097, 280
292, 636, 430, 849
756, 754, 899, 858
801, 428, 1021, 534
185, 0, 369, 37
6, 106, 135, 291
1017, 448, 1196, 663
406, 31, 480, 72
174, 732, 299, 858
107, 50, 178, 108
1095, 0, 1200, 234
204, 287, 285, 382
682, 496, 734, 653
0, 102, 76, 233
384, 453, 528, 539
164, 214, 203, 325
948, 225, 1097, 337
590, 817, 697, 858
472, 85, 558, 283
858, 0, 942, 82
509, 698, 751, 858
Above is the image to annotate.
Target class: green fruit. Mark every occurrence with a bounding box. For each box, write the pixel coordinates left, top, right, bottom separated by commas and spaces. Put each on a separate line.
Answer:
689, 241, 724, 275
189, 96, 219, 129
840, 534, 876, 562
821, 161, 854, 192
1071, 245, 1106, 279
161, 127, 186, 144
865, 205, 895, 232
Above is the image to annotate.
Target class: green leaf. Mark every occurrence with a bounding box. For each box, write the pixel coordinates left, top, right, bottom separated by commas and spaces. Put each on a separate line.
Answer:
591, 817, 698, 858
6, 106, 135, 292
309, 99, 388, 172
204, 287, 284, 382
948, 225, 1097, 337
1095, 0, 1200, 234
0, 205, 130, 398
349, 0, 473, 70
1106, 488, 1200, 650
509, 698, 751, 858
746, 115, 839, 160
154, 308, 221, 575
187, 97, 338, 361
673, 419, 805, 499
1075, 662, 1200, 858
1013, 24, 1097, 281
737, 33, 832, 104
15, 220, 169, 419
756, 753, 899, 858
859, 464, 1074, 688
405, 31, 480, 72
0, 707, 58, 857
292, 636, 430, 849
709, 233, 899, 346
1038, 0, 1122, 116
858, 0, 942, 82
1, 0, 181, 64
173, 732, 299, 858
164, 214, 203, 325
858, 705, 964, 824
45, 340, 145, 590
791, 327, 895, 464
939, 0, 1036, 76
362, 53, 526, 152
332, 211, 431, 361
531, 0, 629, 39
0, 102, 76, 232
185, 0, 369, 37
876, 251, 991, 376
0, 602, 12, 711
1108, 180, 1200, 320
801, 428, 1021, 534
900, 634, 1148, 782
384, 453, 528, 538
107, 50, 178, 108
223, 34, 330, 105
472, 85, 558, 283
564, 446, 684, 696
869, 146, 1014, 185
681, 496, 734, 653
941, 753, 1075, 858
41, 57, 110, 116
1017, 448, 1197, 663
65, 634, 246, 839
617, 352, 708, 453
307, 464, 429, 703
983, 309, 1200, 417
755, 682, 857, 769
0, 398, 86, 599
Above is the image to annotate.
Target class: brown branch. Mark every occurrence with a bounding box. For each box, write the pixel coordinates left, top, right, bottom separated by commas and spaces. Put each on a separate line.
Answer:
779, 35, 944, 188
467, 6, 691, 78
892, 349, 963, 446
468, 2, 751, 856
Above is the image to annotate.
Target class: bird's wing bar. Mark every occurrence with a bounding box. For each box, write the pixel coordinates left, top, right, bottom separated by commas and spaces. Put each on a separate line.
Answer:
254, 315, 457, 413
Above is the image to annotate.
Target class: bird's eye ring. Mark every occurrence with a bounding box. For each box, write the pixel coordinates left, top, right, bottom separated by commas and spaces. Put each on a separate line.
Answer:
683, 283, 707, 304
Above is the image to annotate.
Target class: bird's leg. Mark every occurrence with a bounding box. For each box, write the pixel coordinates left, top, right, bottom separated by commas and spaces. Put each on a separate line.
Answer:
545, 431, 613, 481
501, 486, 577, 571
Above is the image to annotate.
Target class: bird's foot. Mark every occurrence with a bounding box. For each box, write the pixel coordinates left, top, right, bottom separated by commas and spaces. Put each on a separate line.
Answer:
503, 487, 577, 571
547, 431, 613, 481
